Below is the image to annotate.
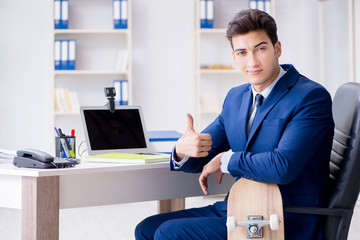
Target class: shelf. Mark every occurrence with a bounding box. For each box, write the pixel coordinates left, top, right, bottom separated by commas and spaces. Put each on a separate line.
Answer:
198, 69, 241, 74
54, 70, 129, 76
54, 29, 128, 35
54, 112, 80, 117
197, 28, 226, 34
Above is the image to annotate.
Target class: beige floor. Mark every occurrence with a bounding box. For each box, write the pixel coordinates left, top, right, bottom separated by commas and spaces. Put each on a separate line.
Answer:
0, 195, 359, 239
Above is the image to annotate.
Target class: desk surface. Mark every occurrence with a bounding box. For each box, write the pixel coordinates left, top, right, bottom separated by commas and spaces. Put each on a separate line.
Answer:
0, 161, 170, 177
0, 162, 235, 209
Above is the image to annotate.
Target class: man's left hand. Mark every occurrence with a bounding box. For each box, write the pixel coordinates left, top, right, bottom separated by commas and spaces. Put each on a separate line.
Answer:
199, 152, 224, 195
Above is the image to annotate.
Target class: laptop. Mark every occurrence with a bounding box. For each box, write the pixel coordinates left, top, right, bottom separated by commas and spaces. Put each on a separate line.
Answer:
80, 105, 169, 164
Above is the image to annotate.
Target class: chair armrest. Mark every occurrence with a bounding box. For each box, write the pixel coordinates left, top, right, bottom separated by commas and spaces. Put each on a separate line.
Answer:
284, 206, 353, 218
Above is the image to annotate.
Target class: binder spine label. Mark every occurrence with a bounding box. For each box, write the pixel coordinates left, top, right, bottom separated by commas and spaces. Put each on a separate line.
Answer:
120, 0, 128, 29
113, 80, 129, 105
54, 0, 61, 29
113, 80, 121, 105
68, 40, 76, 70
265, 0, 271, 14
257, 0, 265, 11
61, 0, 69, 29
113, 0, 121, 29
249, 0, 257, 9
206, 0, 214, 28
120, 80, 129, 105
60, 40, 69, 70
54, 40, 61, 70
200, 0, 206, 28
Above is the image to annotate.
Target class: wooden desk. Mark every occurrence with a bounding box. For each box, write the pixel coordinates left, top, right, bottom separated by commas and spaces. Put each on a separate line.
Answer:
0, 162, 234, 240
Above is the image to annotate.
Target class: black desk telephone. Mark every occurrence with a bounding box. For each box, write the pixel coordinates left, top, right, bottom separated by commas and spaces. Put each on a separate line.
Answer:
13, 149, 78, 169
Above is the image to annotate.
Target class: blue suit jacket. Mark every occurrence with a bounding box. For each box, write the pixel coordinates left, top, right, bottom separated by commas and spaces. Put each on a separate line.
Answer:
171, 64, 334, 239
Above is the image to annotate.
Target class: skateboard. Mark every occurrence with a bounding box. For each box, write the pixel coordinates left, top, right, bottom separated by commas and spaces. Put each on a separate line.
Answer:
227, 178, 284, 240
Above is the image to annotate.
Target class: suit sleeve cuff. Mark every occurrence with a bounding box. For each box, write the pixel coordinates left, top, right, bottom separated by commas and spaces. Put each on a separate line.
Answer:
221, 150, 233, 174
171, 147, 189, 169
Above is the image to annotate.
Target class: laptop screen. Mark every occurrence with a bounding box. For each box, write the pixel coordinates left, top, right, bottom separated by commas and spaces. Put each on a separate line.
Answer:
80, 105, 150, 155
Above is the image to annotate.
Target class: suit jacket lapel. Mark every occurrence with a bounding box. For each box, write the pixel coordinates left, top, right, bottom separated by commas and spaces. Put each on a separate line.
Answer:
246, 65, 298, 148
239, 86, 252, 144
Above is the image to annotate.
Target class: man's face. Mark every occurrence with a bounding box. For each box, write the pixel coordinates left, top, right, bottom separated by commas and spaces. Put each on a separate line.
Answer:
232, 30, 282, 93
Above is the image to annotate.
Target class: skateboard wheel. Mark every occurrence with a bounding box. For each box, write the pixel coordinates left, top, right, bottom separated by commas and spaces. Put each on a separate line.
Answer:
227, 216, 236, 232
270, 214, 280, 230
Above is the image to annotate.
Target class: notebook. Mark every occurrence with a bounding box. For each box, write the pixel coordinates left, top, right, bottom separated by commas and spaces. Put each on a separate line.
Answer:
79, 105, 170, 164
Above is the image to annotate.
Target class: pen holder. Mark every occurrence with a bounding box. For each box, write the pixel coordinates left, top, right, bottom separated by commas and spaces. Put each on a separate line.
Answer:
55, 136, 76, 158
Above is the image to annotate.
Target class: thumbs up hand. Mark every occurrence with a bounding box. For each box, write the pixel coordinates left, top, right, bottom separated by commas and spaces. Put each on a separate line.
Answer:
175, 113, 212, 159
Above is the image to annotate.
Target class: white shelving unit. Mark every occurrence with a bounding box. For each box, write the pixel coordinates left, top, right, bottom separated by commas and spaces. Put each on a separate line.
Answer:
317, 0, 356, 96
51, 0, 132, 152
193, 0, 275, 130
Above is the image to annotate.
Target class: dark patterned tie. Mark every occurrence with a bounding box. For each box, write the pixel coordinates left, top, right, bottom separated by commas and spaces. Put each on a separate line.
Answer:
255, 94, 264, 109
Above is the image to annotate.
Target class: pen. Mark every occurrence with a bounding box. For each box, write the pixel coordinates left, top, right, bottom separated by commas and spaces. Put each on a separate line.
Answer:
61, 130, 76, 158
58, 128, 73, 158
54, 127, 60, 137
66, 138, 76, 158
59, 129, 76, 158
55, 127, 67, 157
69, 129, 76, 157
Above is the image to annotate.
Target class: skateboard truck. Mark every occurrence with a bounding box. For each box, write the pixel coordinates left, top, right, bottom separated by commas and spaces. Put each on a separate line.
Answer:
227, 214, 280, 238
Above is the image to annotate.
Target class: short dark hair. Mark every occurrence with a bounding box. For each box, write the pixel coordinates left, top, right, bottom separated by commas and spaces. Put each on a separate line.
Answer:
226, 9, 278, 49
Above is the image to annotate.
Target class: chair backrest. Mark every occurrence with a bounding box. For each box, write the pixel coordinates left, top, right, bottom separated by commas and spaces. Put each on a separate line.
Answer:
324, 82, 360, 239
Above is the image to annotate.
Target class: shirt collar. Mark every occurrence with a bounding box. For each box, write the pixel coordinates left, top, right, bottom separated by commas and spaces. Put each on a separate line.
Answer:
251, 66, 286, 102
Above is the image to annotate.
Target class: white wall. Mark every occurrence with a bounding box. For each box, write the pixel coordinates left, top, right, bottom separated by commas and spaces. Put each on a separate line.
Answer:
0, 1, 53, 151
0, 0, 359, 239
275, 0, 320, 82
355, 0, 360, 83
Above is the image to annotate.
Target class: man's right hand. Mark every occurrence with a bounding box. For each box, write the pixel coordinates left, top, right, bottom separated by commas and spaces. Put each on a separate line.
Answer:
175, 113, 212, 160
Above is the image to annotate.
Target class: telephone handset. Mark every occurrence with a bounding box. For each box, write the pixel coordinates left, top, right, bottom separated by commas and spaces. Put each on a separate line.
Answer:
13, 149, 76, 169
17, 149, 54, 163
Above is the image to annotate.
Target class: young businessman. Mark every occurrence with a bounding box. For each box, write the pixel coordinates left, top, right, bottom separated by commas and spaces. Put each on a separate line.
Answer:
135, 9, 334, 240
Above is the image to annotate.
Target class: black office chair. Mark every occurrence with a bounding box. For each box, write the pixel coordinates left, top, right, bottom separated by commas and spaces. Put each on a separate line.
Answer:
285, 82, 360, 240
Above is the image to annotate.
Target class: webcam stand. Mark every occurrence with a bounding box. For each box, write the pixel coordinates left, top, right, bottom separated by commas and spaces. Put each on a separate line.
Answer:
104, 87, 116, 113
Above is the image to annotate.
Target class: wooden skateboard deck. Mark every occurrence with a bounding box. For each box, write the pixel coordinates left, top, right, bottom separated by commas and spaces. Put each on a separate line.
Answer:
227, 178, 284, 240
